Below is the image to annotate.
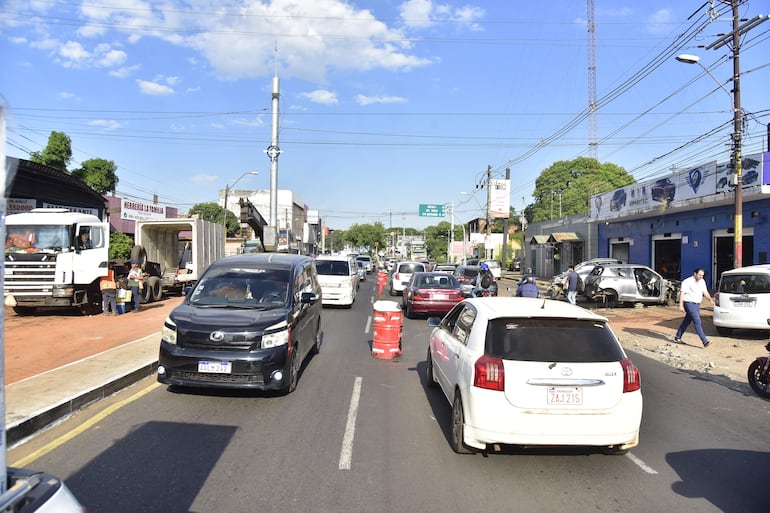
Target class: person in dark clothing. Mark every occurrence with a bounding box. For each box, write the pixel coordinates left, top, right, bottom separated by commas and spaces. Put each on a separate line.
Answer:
565, 265, 579, 305
471, 262, 496, 297
516, 276, 539, 298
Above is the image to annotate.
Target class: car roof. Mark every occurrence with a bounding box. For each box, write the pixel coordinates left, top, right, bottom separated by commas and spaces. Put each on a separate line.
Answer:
465, 297, 608, 322
721, 264, 770, 275
316, 255, 351, 261
213, 253, 311, 268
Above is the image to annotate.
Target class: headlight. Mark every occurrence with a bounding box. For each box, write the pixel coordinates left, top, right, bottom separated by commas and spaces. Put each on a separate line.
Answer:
162, 317, 177, 345
262, 328, 289, 348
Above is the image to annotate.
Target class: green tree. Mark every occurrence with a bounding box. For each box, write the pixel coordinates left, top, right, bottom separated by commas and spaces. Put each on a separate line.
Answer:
29, 131, 72, 172
346, 222, 386, 253
109, 231, 133, 260
71, 158, 119, 194
528, 157, 634, 222
188, 201, 238, 235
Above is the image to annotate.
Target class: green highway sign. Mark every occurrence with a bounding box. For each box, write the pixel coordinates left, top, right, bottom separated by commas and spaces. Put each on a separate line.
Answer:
419, 204, 445, 217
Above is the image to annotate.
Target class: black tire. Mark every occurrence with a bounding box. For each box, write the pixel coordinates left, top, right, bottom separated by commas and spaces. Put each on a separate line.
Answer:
148, 276, 162, 302
130, 245, 147, 268
141, 281, 152, 303
747, 360, 770, 398
603, 290, 619, 308
715, 326, 733, 337
12, 306, 36, 316
285, 344, 300, 394
426, 348, 439, 388
451, 393, 474, 454
405, 302, 414, 319
602, 446, 629, 455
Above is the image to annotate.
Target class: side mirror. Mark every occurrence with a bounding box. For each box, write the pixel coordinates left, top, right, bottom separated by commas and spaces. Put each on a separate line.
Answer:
427, 317, 441, 327
301, 291, 318, 304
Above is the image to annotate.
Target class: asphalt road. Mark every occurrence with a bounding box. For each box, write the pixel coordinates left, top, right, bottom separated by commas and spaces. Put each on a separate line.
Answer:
9, 277, 770, 513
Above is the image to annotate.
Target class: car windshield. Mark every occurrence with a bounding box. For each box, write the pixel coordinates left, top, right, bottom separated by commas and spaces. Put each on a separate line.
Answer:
484, 318, 624, 362
398, 263, 424, 273
316, 260, 350, 276
189, 268, 290, 308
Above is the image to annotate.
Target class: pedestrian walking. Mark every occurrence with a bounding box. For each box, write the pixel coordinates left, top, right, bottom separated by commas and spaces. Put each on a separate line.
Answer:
127, 260, 144, 312
100, 271, 118, 315
674, 267, 715, 348
565, 265, 579, 305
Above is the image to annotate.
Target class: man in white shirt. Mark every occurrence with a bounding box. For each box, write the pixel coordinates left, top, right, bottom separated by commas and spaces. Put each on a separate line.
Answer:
674, 268, 715, 348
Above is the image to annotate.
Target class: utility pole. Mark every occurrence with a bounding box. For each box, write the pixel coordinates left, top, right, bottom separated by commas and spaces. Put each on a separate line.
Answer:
486, 164, 491, 260
729, 0, 743, 268
501, 166, 510, 269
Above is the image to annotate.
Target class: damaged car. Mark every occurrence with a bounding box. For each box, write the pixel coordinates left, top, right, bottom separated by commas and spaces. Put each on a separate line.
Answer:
547, 258, 623, 299
583, 264, 679, 307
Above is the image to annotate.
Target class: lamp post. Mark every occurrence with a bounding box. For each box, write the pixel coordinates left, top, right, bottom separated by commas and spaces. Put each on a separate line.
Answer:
675, 9, 767, 268
677, 52, 743, 267
222, 171, 259, 254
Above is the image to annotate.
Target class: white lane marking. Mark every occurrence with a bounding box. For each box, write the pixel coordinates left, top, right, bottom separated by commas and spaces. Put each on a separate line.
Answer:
365, 315, 372, 334
626, 452, 658, 474
338, 376, 363, 470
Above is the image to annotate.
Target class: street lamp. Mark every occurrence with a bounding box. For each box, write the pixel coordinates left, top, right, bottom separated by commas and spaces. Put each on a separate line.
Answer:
222, 171, 259, 253
677, 52, 743, 267
461, 191, 488, 259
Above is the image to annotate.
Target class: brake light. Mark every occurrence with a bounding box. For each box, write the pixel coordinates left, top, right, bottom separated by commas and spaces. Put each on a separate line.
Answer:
621, 358, 641, 393
394, 273, 401, 282
473, 354, 504, 391
714, 292, 720, 307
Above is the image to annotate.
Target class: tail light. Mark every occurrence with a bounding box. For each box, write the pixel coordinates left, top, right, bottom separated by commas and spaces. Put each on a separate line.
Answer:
473, 354, 504, 391
714, 292, 720, 307
621, 358, 641, 393
394, 273, 401, 282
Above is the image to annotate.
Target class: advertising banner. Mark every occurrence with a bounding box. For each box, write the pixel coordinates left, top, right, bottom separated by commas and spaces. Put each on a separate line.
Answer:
121, 198, 167, 221
489, 179, 511, 219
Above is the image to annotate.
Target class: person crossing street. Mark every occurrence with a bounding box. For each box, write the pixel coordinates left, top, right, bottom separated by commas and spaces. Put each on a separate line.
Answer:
674, 267, 715, 348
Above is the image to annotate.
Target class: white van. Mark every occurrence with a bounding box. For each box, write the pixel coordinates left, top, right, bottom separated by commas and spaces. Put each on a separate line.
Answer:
315, 256, 358, 307
713, 264, 770, 335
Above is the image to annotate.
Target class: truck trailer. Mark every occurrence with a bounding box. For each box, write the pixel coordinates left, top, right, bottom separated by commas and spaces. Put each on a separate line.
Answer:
133, 218, 223, 298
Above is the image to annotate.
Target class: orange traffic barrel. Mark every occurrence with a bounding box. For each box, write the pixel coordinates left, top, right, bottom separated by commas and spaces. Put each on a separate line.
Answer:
372, 300, 402, 359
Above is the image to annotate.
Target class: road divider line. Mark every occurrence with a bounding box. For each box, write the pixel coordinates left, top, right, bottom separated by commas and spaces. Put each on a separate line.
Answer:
626, 452, 658, 474
365, 315, 372, 334
11, 382, 162, 468
338, 376, 362, 470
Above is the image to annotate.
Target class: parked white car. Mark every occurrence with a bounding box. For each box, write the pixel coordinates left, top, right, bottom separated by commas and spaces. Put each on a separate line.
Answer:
315, 256, 358, 307
713, 264, 770, 336
426, 297, 642, 454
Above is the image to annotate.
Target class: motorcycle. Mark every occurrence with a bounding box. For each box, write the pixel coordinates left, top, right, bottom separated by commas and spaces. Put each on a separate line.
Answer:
747, 319, 770, 399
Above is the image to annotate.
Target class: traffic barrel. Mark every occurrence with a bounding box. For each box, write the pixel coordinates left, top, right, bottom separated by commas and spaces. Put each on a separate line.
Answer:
376, 269, 388, 297
371, 300, 402, 359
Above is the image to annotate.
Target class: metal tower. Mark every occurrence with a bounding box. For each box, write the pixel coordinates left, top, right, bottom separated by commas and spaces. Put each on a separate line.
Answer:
587, 0, 598, 160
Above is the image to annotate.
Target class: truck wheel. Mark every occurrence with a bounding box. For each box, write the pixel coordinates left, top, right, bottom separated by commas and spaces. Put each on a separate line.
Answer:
148, 276, 163, 301
130, 245, 147, 268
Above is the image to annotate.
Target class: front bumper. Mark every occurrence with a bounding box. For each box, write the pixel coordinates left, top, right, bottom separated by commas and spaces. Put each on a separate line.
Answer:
157, 341, 291, 390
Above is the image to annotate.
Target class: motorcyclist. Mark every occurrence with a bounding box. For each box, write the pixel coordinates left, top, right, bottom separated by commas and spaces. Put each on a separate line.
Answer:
515, 276, 539, 297
471, 262, 497, 297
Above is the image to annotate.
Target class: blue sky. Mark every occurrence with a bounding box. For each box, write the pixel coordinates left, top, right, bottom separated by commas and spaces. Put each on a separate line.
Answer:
2, 0, 769, 230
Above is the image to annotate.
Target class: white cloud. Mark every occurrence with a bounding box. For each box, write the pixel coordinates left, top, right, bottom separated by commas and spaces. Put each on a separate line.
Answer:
88, 119, 122, 130
78, 24, 107, 38
136, 79, 174, 96
57, 40, 90, 68
109, 64, 140, 78
299, 89, 339, 105
355, 94, 407, 105
232, 116, 264, 127
192, 173, 217, 184
647, 8, 674, 34
399, 0, 485, 29
57, 91, 78, 101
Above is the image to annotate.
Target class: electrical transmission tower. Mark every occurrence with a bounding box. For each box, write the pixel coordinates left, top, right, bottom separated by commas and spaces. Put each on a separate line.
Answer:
587, 0, 598, 160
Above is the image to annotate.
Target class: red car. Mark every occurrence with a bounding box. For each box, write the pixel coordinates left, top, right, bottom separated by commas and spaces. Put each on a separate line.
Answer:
402, 272, 464, 318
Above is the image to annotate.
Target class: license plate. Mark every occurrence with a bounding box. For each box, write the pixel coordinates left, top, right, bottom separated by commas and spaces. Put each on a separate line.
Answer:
434, 293, 448, 300
733, 301, 755, 308
198, 361, 232, 374
547, 386, 583, 405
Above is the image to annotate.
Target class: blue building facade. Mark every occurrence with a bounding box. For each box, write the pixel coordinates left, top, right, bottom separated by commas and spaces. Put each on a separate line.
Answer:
595, 152, 769, 290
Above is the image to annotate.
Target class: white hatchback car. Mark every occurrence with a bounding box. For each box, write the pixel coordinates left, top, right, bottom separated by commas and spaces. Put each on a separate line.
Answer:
713, 264, 770, 336
426, 297, 642, 454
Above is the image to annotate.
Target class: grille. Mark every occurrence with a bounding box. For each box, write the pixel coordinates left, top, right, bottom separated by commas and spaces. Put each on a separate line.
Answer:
172, 370, 265, 384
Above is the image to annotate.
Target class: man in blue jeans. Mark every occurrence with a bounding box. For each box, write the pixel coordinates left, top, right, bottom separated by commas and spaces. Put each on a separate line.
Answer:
674, 268, 715, 348
127, 260, 144, 312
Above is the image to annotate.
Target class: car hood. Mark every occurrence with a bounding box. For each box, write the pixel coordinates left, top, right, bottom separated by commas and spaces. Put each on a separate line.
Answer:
170, 303, 290, 332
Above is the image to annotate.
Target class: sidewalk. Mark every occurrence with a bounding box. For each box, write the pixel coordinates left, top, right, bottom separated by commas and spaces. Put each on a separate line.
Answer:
5, 334, 159, 446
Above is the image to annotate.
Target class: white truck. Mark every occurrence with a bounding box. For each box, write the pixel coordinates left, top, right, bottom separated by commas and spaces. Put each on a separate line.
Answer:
4, 208, 111, 315
133, 218, 223, 298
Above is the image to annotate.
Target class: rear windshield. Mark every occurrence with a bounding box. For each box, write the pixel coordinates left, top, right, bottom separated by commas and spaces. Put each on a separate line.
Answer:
316, 260, 350, 276
398, 263, 425, 273
484, 318, 624, 362
719, 274, 770, 294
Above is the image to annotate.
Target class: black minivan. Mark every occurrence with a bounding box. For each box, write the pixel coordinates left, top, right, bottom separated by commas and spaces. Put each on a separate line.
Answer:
157, 253, 322, 394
